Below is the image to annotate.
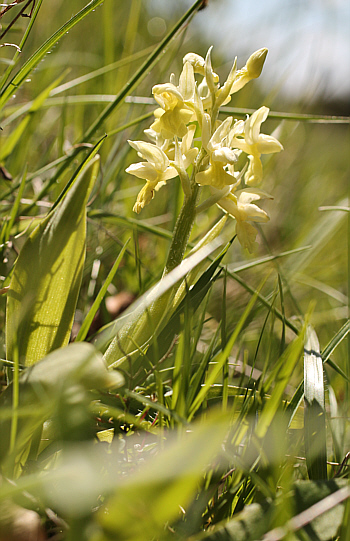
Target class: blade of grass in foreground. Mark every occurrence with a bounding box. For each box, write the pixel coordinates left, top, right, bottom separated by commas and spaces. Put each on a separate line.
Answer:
304, 326, 327, 480
286, 319, 350, 429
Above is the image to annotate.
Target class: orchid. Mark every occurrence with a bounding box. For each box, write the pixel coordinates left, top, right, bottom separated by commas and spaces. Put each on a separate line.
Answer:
125, 46, 283, 252
195, 115, 239, 189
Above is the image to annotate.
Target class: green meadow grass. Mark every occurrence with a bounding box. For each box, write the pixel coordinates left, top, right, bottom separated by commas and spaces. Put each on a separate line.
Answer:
0, 1, 349, 540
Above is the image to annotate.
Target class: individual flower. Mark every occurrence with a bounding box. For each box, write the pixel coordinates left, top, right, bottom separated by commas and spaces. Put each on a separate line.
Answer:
195, 115, 239, 189
217, 187, 273, 252
150, 62, 196, 139
230, 106, 283, 185
228, 48, 268, 96
126, 141, 178, 213
173, 124, 199, 169
166, 125, 199, 196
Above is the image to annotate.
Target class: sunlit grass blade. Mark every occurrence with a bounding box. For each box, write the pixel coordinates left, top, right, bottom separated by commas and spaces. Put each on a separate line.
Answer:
0, 0, 105, 110
75, 239, 130, 342
304, 326, 327, 480
222, 106, 350, 124
0, 0, 44, 90
286, 320, 350, 429
321, 319, 350, 365
6, 156, 100, 366
0, 72, 67, 162
89, 210, 173, 240
229, 246, 312, 273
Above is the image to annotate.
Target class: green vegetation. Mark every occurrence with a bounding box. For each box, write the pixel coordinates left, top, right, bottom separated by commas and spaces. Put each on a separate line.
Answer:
0, 1, 349, 540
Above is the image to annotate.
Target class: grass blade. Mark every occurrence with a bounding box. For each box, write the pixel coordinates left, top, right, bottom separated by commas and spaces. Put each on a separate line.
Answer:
304, 326, 327, 480
0, 0, 44, 89
75, 239, 130, 342
0, 72, 67, 162
0, 0, 105, 110
188, 277, 266, 421
256, 323, 306, 439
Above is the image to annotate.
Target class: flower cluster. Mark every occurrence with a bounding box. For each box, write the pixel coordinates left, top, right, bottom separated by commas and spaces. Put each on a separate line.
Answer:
126, 47, 283, 252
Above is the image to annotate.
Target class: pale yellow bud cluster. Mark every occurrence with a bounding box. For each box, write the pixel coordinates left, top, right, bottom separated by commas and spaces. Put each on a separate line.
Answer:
125, 47, 283, 252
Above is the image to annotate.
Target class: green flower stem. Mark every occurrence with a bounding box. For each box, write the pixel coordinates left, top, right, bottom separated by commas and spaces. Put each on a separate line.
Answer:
164, 183, 199, 275
164, 146, 208, 275
104, 160, 203, 370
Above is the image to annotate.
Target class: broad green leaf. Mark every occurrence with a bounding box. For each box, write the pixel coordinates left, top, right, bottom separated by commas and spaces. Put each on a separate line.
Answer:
194, 502, 272, 541
6, 156, 100, 366
304, 326, 327, 480
291, 480, 348, 541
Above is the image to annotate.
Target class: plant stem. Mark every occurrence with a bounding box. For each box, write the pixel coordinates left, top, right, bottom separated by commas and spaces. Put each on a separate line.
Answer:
164, 184, 199, 274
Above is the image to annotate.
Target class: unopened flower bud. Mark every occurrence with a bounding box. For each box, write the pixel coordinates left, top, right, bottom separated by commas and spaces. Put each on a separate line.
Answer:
246, 48, 268, 79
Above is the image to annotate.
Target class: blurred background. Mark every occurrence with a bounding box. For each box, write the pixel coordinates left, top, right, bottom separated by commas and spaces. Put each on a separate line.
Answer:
0, 0, 349, 390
